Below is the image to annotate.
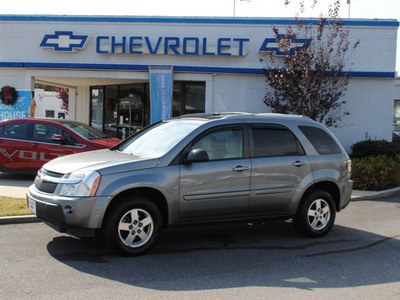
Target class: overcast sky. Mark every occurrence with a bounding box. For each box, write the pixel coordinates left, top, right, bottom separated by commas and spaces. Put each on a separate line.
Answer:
2, 0, 400, 72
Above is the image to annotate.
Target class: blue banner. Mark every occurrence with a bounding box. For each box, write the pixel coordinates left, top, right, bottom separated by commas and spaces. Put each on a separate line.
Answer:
149, 67, 173, 123
0, 90, 32, 121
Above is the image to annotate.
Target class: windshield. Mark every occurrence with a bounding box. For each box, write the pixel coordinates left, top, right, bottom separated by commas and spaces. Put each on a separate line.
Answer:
58, 121, 108, 140
116, 120, 204, 157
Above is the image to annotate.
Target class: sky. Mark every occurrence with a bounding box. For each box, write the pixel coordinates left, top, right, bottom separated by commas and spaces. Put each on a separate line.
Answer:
2, 0, 400, 71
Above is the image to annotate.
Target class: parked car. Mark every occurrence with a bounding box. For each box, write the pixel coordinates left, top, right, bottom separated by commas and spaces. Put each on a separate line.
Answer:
27, 113, 353, 256
0, 118, 121, 174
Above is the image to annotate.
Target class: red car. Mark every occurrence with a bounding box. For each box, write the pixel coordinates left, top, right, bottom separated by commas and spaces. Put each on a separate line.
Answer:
0, 118, 121, 174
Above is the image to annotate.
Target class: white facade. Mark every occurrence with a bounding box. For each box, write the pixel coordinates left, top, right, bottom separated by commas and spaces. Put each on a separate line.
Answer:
0, 15, 399, 151
33, 89, 68, 119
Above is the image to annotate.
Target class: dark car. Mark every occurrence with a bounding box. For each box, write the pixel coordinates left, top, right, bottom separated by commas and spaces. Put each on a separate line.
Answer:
0, 118, 121, 174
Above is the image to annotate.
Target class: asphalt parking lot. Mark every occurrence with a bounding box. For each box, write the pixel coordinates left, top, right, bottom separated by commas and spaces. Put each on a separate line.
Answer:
0, 173, 400, 299
1, 197, 400, 299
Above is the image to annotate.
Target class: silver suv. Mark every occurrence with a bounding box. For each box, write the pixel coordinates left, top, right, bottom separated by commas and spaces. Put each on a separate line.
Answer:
27, 113, 353, 256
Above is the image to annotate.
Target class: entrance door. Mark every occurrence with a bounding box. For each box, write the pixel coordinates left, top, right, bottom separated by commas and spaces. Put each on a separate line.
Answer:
117, 97, 144, 139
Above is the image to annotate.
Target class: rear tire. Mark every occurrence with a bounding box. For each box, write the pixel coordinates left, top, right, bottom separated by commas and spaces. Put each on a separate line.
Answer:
103, 196, 162, 256
294, 190, 336, 237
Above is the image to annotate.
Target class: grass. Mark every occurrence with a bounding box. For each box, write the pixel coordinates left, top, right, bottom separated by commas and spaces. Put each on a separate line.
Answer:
0, 196, 32, 217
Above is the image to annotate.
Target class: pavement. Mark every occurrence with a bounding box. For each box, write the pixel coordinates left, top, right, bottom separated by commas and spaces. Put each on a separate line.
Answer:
1, 173, 400, 224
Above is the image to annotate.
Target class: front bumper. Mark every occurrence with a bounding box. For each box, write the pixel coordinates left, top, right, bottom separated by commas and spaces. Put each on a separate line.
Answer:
26, 185, 105, 237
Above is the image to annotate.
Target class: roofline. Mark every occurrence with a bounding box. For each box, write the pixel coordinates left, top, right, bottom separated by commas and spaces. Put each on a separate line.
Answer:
0, 15, 398, 27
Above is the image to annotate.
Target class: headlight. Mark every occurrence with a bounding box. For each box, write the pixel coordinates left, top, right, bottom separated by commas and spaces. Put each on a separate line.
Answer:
59, 171, 101, 197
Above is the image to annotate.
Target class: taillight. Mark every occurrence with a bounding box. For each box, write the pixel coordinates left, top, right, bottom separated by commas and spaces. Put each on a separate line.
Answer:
345, 159, 351, 179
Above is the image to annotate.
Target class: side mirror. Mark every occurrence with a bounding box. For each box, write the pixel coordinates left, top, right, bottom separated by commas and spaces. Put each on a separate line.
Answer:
184, 149, 209, 163
52, 134, 67, 144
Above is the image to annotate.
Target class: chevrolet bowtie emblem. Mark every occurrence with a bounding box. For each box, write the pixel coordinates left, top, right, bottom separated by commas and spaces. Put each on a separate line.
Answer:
40, 31, 88, 52
259, 34, 312, 56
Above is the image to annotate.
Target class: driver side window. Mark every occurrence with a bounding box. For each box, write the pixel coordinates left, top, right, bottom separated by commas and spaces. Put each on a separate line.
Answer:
192, 127, 244, 160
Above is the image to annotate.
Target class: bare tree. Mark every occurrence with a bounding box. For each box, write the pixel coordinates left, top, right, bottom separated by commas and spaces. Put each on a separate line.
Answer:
262, 0, 358, 127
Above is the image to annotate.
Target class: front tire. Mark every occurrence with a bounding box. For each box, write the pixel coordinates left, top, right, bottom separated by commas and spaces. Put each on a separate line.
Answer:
103, 196, 162, 256
294, 190, 336, 237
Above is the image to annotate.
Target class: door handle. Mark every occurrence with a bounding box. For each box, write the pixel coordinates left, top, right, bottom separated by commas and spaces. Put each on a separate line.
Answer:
233, 166, 248, 172
32, 143, 39, 148
292, 161, 306, 167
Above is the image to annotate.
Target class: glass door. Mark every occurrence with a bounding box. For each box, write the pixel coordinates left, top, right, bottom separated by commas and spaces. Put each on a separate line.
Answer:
90, 87, 104, 132
117, 96, 144, 139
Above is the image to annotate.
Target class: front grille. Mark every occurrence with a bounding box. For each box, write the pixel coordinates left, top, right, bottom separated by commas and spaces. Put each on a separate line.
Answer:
34, 169, 64, 194
34, 177, 58, 194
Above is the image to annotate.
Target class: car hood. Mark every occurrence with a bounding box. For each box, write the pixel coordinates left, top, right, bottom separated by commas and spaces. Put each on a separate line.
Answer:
43, 149, 159, 175
92, 138, 121, 148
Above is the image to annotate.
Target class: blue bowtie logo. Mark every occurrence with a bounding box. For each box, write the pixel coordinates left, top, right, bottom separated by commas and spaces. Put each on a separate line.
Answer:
259, 34, 312, 56
40, 31, 88, 52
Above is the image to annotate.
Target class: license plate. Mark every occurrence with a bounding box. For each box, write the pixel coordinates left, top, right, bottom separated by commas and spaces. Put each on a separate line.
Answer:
28, 198, 36, 214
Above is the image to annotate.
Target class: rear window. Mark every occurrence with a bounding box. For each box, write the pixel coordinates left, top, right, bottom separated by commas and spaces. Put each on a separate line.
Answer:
299, 126, 342, 155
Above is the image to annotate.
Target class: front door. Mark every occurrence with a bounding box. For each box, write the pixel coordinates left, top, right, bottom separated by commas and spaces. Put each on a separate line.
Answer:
29, 123, 77, 171
179, 126, 251, 222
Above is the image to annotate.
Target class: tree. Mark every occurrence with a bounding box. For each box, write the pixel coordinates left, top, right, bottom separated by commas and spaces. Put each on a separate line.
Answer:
262, 0, 359, 127
56, 87, 69, 114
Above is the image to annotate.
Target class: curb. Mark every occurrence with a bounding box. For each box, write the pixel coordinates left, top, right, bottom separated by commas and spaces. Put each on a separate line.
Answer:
1, 187, 400, 225
350, 186, 400, 201
0, 215, 41, 224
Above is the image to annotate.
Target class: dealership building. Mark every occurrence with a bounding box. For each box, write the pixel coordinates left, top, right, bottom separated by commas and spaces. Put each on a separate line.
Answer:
0, 15, 399, 151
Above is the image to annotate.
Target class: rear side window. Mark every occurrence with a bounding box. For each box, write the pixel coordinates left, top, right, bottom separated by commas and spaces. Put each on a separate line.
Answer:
251, 126, 303, 157
2, 123, 28, 139
299, 126, 342, 155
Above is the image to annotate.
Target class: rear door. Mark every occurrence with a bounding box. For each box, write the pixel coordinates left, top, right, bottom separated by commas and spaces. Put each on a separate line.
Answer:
0, 122, 31, 172
179, 125, 251, 221
248, 124, 311, 215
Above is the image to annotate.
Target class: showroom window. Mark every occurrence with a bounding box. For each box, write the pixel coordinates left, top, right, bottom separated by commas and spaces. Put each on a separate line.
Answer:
90, 81, 205, 139
172, 82, 205, 117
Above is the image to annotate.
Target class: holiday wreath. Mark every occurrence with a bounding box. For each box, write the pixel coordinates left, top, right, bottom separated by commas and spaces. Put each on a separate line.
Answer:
0, 86, 18, 105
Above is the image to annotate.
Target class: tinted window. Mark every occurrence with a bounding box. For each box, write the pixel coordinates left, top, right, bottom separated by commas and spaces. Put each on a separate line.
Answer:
251, 126, 301, 157
193, 127, 244, 160
299, 126, 342, 155
2, 123, 28, 139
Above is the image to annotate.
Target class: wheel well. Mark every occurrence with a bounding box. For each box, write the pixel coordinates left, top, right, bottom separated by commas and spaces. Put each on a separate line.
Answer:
103, 188, 169, 228
300, 181, 340, 212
